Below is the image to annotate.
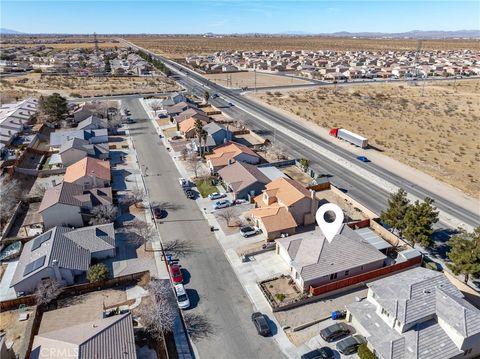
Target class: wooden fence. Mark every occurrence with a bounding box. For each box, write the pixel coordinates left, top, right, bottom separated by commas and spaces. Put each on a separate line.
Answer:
309, 256, 422, 296
0, 271, 149, 311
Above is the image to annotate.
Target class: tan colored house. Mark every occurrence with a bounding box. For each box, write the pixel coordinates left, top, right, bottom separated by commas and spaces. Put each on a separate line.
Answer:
64, 157, 110, 189
179, 117, 208, 138
250, 177, 318, 240
205, 141, 260, 173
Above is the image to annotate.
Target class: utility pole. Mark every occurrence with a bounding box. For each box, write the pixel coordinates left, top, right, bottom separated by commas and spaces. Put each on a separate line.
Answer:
254, 66, 257, 93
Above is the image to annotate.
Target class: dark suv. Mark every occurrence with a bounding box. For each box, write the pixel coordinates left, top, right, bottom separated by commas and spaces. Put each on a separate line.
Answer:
320, 323, 351, 342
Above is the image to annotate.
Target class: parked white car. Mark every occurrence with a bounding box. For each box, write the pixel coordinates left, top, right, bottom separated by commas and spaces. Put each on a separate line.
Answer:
208, 192, 226, 200
174, 284, 190, 309
213, 200, 231, 210
240, 226, 260, 238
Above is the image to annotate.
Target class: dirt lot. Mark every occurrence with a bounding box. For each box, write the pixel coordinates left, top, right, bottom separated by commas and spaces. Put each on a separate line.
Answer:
0, 38, 120, 49
253, 79, 480, 196
281, 165, 313, 186
128, 36, 478, 59
0, 73, 180, 102
204, 72, 309, 89
0, 307, 35, 355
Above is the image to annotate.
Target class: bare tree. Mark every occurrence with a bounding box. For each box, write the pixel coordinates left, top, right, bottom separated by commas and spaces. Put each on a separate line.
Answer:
34, 279, 63, 306
30, 183, 47, 199
120, 187, 145, 208
180, 148, 189, 161
138, 279, 177, 337
184, 312, 216, 341
235, 119, 246, 130
126, 219, 156, 249
186, 155, 202, 178
150, 100, 163, 115
0, 177, 22, 227
163, 239, 196, 257
271, 143, 289, 160
88, 204, 118, 225
217, 208, 240, 227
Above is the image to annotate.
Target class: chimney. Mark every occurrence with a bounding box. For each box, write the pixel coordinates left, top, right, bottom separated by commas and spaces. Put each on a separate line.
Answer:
91, 170, 97, 188
51, 259, 62, 281
310, 189, 318, 216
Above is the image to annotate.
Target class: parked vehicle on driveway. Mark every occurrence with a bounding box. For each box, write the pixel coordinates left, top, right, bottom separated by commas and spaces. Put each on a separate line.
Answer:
251, 312, 271, 336
213, 200, 231, 210
300, 347, 335, 359
240, 226, 259, 238
125, 118, 136, 124
174, 284, 190, 309
336, 335, 366, 355
320, 323, 351, 342
179, 177, 189, 187
208, 192, 226, 200
168, 263, 183, 284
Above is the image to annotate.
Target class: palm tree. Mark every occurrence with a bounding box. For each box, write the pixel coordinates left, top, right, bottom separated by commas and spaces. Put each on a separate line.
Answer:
194, 119, 204, 156
204, 91, 210, 104
201, 129, 208, 155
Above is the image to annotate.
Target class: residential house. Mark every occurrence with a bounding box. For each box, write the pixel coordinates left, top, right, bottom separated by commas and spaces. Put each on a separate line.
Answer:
205, 141, 261, 172
39, 182, 112, 228
174, 108, 209, 124
165, 101, 196, 117
0, 97, 38, 151
179, 117, 209, 139
276, 221, 387, 291
72, 104, 95, 123
76, 115, 107, 130
347, 267, 480, 359
161, 92, 187, 108
31, 313, 136, 359
59, 138, 109, 167
10, 224, 115, 294
50, 128, 108, 148
218, 161, 270, 200
191, 122, 232, 152
250, 177, 318, 240
63, 157, 111, 189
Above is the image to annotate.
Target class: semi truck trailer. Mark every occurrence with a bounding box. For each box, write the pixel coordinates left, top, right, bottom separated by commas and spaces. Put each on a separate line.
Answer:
329, 128, 368, 149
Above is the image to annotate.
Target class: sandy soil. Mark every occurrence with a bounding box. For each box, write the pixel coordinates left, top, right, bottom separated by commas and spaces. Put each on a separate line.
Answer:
252, 79, 480, 197
128, 36, 478, 59
0, 73, 180, 102
0, 41, 120, 49
0, 307, 35, 354
204, 72, 309, 89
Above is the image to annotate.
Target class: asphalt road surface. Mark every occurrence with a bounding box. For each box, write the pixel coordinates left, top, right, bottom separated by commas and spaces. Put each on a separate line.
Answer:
123, 98, 286, 359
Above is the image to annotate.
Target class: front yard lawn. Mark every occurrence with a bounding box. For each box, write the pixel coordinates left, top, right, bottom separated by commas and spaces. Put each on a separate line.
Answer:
195, 178, 218, 198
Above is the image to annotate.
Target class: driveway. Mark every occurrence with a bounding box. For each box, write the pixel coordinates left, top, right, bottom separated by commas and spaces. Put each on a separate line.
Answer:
122, 98, 286, 359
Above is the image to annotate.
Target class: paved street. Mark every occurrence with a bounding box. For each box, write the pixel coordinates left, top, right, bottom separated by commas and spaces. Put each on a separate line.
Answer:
123, 98, 286, 359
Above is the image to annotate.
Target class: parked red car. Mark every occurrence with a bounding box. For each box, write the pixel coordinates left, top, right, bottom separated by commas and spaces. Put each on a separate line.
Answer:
168, 263, 183, 284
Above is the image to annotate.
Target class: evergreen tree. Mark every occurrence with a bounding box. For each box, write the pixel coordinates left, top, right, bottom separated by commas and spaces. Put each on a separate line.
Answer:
403, 197, 439, 248
447, 227, 480, 283
87, 263, 109, 282
39, 93, 67, 122
380, 188, 410, 236
204, 91, 210, 104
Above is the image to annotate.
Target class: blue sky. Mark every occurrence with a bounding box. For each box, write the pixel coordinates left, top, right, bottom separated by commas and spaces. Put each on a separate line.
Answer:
2, 1, 479, 34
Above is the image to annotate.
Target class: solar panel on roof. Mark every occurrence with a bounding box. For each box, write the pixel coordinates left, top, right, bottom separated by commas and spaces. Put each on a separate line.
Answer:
31, 231, 52, 250
23, 255, 46, 276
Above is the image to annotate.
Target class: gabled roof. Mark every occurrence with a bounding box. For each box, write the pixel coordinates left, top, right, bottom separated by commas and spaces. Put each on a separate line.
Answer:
205, 141, 259, 166
59, 137, 92, 154
218, 161, 270, 193
39, 182, 112, 212
175, 108, 209, 123
31, 313, 136, 359
250, 204, 297, 232
50, 129, 107, 147
64, 157, 111, 183
179, 117, 208, 134
276, 225, 386, 282
63, 223, 115, 254
76, 115, 107, 130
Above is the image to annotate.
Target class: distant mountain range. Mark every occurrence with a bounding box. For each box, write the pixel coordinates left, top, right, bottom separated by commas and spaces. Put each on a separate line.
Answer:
1, 28, 479, 38
0, 28, 22, 34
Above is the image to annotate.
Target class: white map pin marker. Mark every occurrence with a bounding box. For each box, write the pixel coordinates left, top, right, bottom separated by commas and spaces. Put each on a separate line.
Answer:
316, 203, 344, 243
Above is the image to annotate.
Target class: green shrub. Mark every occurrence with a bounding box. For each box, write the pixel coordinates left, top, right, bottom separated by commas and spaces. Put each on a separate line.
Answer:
87, 263, 109, 282
275, 293, 286, 302
357, 344, 377, 359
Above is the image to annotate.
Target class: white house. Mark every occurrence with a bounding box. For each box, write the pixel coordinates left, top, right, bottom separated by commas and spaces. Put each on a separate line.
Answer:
346, 267, 480, 359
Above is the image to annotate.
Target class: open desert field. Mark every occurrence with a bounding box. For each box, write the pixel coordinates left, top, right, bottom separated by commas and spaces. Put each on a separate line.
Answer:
0, 73, 180, 102
204, 71, 310, 88
0, 42, 120, 49
128, 36, 479, 59
0, 36, 120, 49
252, 79, 480, 196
